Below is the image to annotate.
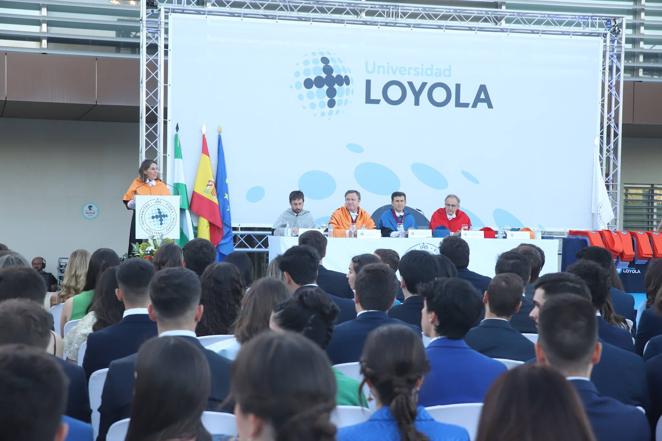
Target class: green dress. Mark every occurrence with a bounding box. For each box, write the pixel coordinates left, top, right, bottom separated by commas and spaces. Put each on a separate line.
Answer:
334, 368, 368, 407
71, 289, 94, 320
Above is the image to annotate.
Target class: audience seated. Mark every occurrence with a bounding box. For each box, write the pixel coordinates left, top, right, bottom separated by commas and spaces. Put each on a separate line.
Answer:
0, 299, 90, 423
567, 260, 634, 352
434, 254, 458, 278
531, 272, 649, 409
83, 259, 157, 378
97, 267, 232, 441
646, 353, 662, 430
388, 250, 440, 329
152, 243, 184, 271
196, 262, 244, 336
636, 259, 662, 354
270, 286, 365, 406
577, 246, 636, 325
347, 253, 381, 292
375, 248, 405, 301
57, 249, 90, 303
125, 337, 211, 441
64, 267, 124, 363
440, 236, 491, 294
0, 344, 83, 441
231, 331, 336, 441
212, 276, 289, 360
475, 365, 595, 441
418, 278, 506, 406
182, 238, 216, 277
223, 252, 255, 288
299, 230, 353, 299
339, 325, 469, 441
495, 250, 537, 333
326, 263, 417, 364
536, 294, 650, 441
514, 243, 545, 300
465, 273, 535, 361
279, 245, 356, 323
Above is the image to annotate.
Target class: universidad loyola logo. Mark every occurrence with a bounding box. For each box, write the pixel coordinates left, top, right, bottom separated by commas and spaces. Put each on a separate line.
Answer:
293, 51, 353, 118
303, 56, 351, 109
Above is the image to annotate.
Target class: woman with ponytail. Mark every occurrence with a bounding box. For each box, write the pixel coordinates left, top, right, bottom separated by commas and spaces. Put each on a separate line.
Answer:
231, 331, 337, 441
339, 325, 469, 441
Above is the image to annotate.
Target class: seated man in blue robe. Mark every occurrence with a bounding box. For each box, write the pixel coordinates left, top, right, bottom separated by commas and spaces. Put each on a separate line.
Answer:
377, 191, 417, 237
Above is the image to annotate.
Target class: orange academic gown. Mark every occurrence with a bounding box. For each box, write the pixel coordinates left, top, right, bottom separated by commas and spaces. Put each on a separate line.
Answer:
328, 207, 376, 237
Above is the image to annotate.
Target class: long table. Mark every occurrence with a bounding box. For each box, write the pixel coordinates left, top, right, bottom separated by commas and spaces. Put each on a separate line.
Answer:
268, 236, 560, 277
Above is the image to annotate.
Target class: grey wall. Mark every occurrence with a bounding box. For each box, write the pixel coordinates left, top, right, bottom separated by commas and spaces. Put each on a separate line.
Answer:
621, 137, 662, 185
0, 118, 139, 276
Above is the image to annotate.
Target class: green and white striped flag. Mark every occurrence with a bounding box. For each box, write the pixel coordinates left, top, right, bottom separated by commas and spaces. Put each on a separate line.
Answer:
173, 126, 195, 246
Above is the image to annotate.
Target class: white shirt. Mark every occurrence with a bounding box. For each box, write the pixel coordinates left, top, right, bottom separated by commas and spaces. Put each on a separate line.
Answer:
122, 308, 149, 318
357, 309, 381, 317
159, 330, 197, 338
446, 212, 456, 220
566, 376, 591, 382
350, 211, 358, 221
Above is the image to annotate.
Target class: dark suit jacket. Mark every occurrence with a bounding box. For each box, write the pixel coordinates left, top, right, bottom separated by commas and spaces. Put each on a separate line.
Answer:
317, 265, 354, 299
570, 379, 650, 441
419, 338, 506, 406
591, 341, 649, 409
645, 353, 662, 429
597, 316, 635, 353
388, 295, 423, 330
635, 307, 662, 355
326, 311, 417, 364
643, 334, 662, 361
456, 268, 491, 294
509, 296, 537, 334
323, 290, 356, 324
83, 314, 158, 379
97, 336, 232, 441
464, 319, 535, 362
56, 358, 91, 423
610, 287, 636, 323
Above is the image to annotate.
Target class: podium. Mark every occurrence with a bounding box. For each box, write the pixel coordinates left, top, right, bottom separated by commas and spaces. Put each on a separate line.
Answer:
135, 196, 181, 240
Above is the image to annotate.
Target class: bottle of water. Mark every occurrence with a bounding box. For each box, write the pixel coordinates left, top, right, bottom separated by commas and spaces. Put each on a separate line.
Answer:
397, 223, 405, 238
349, 224, 356, 238
284, 222, 291, 237
327, 223, 334, 238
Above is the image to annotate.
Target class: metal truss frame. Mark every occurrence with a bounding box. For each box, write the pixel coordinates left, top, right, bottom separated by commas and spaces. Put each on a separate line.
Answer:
141, 0, 625, 248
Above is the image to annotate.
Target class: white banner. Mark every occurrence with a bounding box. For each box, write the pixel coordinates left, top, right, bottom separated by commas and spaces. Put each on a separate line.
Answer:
168, 15, 603, 230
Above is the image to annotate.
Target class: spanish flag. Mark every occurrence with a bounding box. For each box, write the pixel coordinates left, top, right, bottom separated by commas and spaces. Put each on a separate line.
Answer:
190, 127, 223, 246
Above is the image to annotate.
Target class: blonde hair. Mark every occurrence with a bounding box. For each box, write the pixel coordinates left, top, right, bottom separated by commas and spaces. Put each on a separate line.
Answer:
59, 249, 90, 301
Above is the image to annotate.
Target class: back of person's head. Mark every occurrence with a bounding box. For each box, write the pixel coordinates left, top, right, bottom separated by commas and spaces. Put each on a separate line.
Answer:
149, 267, 201, 324
576, 246, 612, 270
83, 248, 120, 291
360, 325, 430, 441
60, 249, 90, 301
298, 230, 327, 259
0, 267, 46, 303
197, 262, 244, 336
398, 250, 440, 294
126, 337, 211, 441
434, 254, 458, 278
420, 278, 482, 339
0, 251, 29, 269
223, 252, 255, 288
475, 365, 596, 441
278, 245, 320, 285
644, 259, 662, 308
266, 255, 285, 281
271, 286, 339, 349
439, 236, 470, 269
0, 243, 7, 251
233, 277, 289, 344
538, 294, 598, 374
495, 251, 532, 285
0, 299, 52, 349
231, 331, 336, 441
116, 258, 155, 304
486, 273, 524, 318
350, 253, 381, 274
533, 272, 591, 300
0, 345, 68, 441
567, 260, 610, 309
515, 244, 544, 283
153, 243, 183, 271
354, 263, 398, 311
182, 239, 216, 277
91, 267, 124, 332
374, 249, 400, 272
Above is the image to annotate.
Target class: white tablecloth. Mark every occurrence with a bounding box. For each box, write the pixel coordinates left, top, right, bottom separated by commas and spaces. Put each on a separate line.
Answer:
268, 236, 560, 277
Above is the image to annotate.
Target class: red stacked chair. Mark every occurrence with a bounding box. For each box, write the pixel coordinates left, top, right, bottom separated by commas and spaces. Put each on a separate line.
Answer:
646, 232, 662, 258
568, 230, 605, 248
599, 230, 624, 259
632, 232, 654, 261
616, 231, 635, 262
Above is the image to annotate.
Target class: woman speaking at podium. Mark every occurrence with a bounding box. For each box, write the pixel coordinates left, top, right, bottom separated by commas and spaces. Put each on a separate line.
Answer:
123, 159, 170, 255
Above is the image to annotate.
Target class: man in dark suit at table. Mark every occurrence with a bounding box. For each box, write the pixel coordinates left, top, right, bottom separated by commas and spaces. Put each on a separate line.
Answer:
83, 258, 157, 379
465, 273, 535, 362
279, 244, 356, 323
439, 236, 491, 294
326, 263, 416, 364
298, 230, 354, 299
536, 294, 650, 441
97, 267, 232, 441
388, 250, 440, 329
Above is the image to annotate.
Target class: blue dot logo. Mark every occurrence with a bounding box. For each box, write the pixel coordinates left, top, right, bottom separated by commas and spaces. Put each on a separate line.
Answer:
293, 51, 353, 118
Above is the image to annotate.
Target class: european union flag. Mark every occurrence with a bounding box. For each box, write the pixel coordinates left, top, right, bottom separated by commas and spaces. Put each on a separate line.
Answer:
215, 128, 234, 261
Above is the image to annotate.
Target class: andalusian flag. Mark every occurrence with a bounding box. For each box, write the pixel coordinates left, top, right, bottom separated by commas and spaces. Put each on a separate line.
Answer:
190, 126, 223, 246
172, 125, 194, 247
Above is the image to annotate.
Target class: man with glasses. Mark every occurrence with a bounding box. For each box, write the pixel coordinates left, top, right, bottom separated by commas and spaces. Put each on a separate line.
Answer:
430, 194, 472, 233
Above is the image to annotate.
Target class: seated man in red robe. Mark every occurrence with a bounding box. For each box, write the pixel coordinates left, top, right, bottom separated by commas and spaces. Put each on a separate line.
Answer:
429, 194, 472, 233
